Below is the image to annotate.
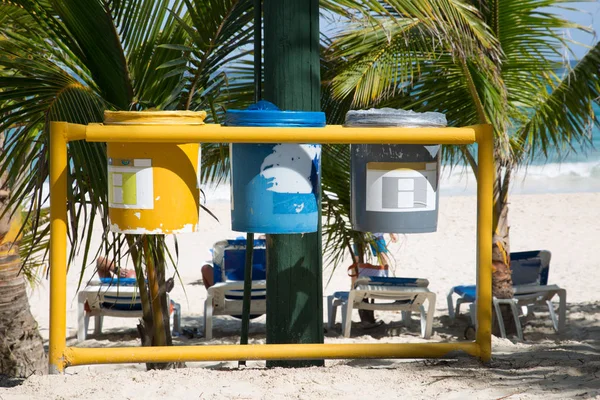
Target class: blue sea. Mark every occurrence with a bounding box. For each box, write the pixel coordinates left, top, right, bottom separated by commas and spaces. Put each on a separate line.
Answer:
441, 101, 600, 196
200, 121, 600, 202
27, 77, 600, 203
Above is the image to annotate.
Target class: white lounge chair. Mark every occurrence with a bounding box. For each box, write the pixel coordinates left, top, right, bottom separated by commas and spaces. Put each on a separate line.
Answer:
327, 277, 436, 339
77, 277, 181, 342
204, 239, 267, 340
447, 250, 566, 340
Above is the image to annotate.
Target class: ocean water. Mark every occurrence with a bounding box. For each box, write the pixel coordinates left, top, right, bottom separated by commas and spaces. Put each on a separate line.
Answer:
30, 94, 600, 204
442, 101, 600, 196
33, 117, 600, 206
201, 114, 600, 202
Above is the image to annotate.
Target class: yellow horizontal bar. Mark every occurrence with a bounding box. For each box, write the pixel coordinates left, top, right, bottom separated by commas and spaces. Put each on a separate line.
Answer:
75, 123, 481, 145
64, 342, 479, 367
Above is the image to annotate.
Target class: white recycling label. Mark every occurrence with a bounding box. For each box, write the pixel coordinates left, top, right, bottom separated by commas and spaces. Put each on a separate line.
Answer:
365, 162, 437, 213
108, 158, 154, 209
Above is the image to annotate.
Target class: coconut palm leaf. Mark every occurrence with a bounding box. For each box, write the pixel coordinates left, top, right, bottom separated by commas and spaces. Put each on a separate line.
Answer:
517, 42, 600, 161
0, 0, 255, 284
164, 0, 254, 111
19, 207, 50, 285
46, 0, 133, 109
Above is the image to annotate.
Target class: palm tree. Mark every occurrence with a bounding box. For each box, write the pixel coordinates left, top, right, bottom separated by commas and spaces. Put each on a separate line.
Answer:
0, 139, 47, 377
323, 0, 599, 333
0, 0, 254, 373
2, 0, 594, 377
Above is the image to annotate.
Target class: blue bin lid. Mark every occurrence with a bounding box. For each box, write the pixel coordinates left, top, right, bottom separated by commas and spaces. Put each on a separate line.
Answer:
225, 100, 325, 127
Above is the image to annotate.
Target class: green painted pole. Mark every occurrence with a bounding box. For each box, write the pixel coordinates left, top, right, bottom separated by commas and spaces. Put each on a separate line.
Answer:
263, 0, 324, 368
239, 232, 254, 368
239, 0, 263, 368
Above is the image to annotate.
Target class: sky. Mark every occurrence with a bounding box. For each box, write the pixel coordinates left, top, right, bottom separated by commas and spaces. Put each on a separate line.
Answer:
320, 2, 600, 60
554, 2, 600, 59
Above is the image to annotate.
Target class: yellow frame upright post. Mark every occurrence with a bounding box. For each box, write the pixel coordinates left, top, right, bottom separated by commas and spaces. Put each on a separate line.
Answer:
475, 124, 494, 361
48, 122, 494, 373
48, 122, 68, 374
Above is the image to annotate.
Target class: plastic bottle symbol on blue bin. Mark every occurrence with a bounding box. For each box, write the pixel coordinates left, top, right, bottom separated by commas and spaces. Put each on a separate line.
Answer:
226, 101, 325, 234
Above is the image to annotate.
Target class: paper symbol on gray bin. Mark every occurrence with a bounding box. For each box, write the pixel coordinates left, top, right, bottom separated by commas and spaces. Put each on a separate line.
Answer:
365, 162, 437, 212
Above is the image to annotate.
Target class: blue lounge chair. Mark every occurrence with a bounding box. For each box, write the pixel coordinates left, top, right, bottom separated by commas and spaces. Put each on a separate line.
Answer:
327, 276, 436, 338
203, 238, 267, 339
447, 250, 566, 339
77, 277, 181, 341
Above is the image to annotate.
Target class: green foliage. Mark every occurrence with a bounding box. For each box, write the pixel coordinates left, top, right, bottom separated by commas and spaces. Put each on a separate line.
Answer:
318, 0, 599, 271
1, 0, 598, 288
0, 0, 256, 288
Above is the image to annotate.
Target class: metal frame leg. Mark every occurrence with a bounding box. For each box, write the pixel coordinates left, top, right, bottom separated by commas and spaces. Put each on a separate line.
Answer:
469, 303, 476, 326
94, 315, 103, 336
557, 288, 567, 333
447, 288, 456, 319
327, 295, 337, 330
424, 293, 436, 339
509, 301, 523, 340
204, 295, 214, 340
493, 299, 507, 338
77, 292, 87, 342
342, 292, 355, 338
456, 298, 468, 319
419, 305, 427, 338
172, 301, 181, 334
402, 311, 412, 326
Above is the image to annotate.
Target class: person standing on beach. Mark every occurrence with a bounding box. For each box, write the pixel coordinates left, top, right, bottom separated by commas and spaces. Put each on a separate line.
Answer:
350, 233, 398, 280
370, 232, 398, 270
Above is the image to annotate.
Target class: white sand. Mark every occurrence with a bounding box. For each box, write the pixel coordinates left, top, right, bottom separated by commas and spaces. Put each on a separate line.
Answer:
2, 192, 599, 399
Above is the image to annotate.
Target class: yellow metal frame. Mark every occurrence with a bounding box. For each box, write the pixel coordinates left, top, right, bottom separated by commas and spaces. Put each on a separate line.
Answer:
49, 122, 493, 373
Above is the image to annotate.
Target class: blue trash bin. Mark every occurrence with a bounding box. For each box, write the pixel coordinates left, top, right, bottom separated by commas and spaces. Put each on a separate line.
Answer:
226, 101, 325, 233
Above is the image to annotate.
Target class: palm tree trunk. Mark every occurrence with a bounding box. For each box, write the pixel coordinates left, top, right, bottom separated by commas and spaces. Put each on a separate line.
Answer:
0, 130, 45, 377
0, 215, 46, 377
132, 235, 179, 370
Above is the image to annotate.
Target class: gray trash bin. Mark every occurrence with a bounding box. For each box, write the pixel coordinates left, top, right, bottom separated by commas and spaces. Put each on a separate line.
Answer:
347, 108, 447, 233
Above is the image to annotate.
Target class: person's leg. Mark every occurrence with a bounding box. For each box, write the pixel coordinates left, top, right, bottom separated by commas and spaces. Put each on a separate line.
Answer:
379, 251, 393, 269
373, 237, 391, 268
96, 256, 113, 278
201, 264, 214, 289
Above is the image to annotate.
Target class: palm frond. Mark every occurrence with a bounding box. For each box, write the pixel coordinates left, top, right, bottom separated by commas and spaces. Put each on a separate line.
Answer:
517, 42, 600, 161
46, 0, 133, 109
166, 0, 254, 111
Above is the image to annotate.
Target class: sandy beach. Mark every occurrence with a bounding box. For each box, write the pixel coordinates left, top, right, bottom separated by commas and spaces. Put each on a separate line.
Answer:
2, 191, 599, 399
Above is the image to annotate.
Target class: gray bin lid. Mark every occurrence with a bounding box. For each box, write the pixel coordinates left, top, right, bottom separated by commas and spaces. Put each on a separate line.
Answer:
345, 108, 447, 127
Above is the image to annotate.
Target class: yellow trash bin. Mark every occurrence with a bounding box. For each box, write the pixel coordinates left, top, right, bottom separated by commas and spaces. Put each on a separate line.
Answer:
104, 111, 206, 234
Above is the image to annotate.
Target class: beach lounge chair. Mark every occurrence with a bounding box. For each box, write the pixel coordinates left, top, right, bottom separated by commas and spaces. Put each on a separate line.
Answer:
77, 277, 181, 342
204, 238, 267, 340
447, 250, 566, 339
327, 277, 436, 339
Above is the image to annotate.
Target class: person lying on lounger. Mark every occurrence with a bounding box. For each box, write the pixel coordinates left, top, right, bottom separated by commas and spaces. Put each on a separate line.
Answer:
96, 256, 136, 279
96, 256, 174, 292
200, 263, 214, 290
